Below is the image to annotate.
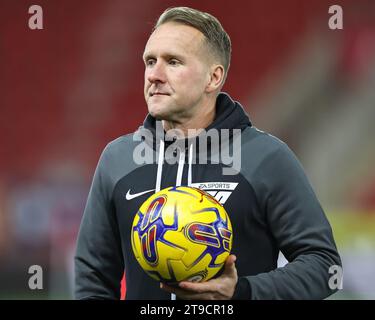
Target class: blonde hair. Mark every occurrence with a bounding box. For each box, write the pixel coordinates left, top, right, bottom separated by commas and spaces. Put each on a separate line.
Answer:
155, 7, 231, 79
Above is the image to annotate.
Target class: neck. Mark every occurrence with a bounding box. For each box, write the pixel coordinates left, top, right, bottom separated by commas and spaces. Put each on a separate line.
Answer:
162, 99, 216, 137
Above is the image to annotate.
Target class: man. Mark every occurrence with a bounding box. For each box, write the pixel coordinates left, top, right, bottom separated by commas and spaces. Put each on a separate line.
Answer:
75, 7, 341, 300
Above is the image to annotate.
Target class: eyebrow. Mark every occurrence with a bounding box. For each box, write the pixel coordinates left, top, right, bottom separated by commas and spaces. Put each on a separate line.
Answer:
142, 52, 186, 62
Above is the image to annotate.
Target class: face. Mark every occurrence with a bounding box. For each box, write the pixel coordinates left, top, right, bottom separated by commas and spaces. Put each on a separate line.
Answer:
143, 22, 211, 121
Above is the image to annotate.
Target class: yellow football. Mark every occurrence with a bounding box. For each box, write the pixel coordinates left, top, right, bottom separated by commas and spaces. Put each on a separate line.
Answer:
131, 186, 233, 284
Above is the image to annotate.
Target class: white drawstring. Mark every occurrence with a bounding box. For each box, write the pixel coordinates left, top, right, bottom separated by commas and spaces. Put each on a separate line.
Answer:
155, 139, 164, 193
157, 140, 194, 190
175, 148, 185, 187
188, 143, 193, 186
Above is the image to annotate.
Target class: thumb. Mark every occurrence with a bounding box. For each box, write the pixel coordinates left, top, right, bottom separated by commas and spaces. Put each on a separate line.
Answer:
223, 254, 237, 275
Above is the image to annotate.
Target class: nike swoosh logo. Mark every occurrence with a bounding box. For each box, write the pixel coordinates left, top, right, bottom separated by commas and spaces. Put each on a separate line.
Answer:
125, 188, 155, 200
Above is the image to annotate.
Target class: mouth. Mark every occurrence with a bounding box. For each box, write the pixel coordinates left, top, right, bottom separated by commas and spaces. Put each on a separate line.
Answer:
150, 92, 170, 97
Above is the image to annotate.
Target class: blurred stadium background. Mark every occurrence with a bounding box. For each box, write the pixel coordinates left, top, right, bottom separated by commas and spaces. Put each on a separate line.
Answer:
0, 0, 374, 299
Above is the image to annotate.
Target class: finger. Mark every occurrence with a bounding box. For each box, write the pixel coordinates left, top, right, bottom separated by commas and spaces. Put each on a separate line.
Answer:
179, 255, 237, 292
226, 254, 237, 266
179, 280, 217, 293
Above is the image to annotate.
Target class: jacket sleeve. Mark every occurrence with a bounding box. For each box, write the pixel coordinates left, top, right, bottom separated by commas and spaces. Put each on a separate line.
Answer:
74, 145, 124, 299
235, 142, 342, 300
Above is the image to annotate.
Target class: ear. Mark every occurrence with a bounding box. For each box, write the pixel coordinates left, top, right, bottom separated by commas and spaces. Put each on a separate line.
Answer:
205, 64, 225, 93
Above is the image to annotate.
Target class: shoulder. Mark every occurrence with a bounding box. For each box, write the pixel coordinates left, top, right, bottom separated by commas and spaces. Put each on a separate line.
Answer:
96, 132, 144, 187
99, 132, 143, 165
241, 126, 292, 164
240, 126, 306, 184
102, 133, 136, 156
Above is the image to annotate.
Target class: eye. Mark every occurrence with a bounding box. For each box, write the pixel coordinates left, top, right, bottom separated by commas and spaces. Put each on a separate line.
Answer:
168, 59, 180, 66
145, 59, 156, 67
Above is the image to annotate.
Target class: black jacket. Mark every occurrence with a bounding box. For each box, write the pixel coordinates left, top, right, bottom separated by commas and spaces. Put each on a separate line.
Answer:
75, 92, 341, 299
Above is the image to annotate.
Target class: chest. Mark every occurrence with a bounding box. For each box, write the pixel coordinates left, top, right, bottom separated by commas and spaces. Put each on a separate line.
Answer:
113, 163, 265, 242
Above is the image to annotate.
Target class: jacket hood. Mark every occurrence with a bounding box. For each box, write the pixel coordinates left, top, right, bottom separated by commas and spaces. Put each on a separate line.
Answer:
136, 92, 252, 194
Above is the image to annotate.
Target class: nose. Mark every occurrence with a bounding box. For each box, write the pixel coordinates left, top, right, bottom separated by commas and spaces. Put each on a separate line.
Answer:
146, 61, 166, 84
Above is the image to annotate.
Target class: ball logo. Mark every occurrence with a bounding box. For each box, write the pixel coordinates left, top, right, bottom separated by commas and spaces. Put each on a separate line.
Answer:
139, 196, 166, 265
219, 228, 232, 252
186, 222, 232, 252
140, 196, 165, 230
